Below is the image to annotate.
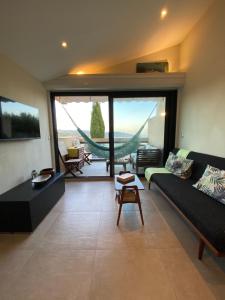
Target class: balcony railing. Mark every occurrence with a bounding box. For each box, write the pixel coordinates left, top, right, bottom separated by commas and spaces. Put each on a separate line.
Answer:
58, 135, 149, 148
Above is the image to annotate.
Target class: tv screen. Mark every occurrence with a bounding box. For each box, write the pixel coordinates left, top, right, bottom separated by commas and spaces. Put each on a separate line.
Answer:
0, 96, 40, 140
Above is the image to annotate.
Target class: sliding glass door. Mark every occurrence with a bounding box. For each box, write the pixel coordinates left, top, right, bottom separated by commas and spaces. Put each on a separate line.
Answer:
112, 97, 166, 175
51, 91, 177, 178
54, 96, 111, 177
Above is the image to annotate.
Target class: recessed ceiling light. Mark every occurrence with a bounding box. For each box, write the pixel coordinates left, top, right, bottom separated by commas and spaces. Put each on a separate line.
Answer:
61, 41, 68, 48
160, 8, 168, 20
76, 71, 84, 75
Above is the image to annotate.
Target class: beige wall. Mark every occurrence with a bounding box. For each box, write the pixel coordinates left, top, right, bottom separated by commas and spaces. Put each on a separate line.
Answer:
98, 45, 180, 74
178, 0, 225, 157
0, 54, 52, 194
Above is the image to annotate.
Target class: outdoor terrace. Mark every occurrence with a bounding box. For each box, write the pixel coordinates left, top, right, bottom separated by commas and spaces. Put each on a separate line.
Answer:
58, 136, 155, 177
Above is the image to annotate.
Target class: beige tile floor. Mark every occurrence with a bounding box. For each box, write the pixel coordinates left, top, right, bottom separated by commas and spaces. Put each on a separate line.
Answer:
0, 180, 225, 299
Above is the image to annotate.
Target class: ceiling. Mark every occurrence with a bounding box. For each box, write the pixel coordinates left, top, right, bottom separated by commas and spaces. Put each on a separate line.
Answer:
0, 0, 213, 81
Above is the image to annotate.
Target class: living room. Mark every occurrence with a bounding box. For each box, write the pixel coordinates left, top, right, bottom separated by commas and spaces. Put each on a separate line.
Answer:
0, 0, 225, 299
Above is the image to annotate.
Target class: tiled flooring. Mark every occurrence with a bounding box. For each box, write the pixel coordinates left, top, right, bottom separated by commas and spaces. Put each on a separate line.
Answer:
0, 180, 225, 299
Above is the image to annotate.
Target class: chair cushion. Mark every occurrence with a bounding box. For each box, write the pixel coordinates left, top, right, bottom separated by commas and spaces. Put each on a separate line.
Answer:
108, 157, 130, 164
67, 147, 79, 158
65, 158, 81, 163
151, 173, 225, 252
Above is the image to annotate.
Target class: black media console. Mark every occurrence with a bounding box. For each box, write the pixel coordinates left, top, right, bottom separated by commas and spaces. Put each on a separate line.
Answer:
0, 173, 65, 232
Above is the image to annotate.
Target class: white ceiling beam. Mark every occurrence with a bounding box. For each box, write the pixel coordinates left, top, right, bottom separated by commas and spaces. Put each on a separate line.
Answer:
44, 73, 185, 91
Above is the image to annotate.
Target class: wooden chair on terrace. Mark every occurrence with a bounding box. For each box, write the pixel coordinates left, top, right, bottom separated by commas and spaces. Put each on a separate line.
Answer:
58, 142, 83, 177
134, 148, 161, 174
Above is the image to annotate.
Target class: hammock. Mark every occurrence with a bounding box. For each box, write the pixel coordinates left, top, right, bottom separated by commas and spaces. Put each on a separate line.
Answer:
62, 103, 158, 159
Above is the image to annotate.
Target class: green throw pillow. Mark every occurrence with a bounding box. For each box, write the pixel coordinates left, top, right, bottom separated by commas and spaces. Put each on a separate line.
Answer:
193, 165, 225, 205
165, 152, 193, 179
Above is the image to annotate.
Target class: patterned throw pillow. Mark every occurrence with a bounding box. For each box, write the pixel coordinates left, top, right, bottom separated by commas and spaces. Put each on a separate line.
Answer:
165, 152, 193, 179
193, 165, 225, 205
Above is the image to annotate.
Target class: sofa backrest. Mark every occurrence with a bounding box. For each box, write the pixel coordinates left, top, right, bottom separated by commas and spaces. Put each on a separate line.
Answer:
172, 148, 179, 155
187, 151, 225, 181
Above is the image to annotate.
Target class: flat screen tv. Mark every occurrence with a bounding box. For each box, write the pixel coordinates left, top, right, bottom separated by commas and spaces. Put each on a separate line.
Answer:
0, 96, 40, 140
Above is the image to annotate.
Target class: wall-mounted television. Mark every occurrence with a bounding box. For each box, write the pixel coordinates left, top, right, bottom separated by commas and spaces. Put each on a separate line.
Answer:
0, 96, 40, 140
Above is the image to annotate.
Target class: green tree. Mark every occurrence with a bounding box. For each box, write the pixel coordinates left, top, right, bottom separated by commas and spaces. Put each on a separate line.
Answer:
90, 102, 105, 138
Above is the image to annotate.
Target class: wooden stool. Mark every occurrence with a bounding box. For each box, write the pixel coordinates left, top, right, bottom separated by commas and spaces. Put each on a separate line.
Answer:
117, 185, 144, 226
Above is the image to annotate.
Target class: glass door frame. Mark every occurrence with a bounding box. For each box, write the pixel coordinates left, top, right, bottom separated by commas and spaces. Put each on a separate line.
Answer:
50, 90, 177, 178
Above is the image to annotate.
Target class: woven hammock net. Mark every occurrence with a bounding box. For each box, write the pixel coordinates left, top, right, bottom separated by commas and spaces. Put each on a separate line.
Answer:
62, 103, 157, 160
76, 124, 145, 159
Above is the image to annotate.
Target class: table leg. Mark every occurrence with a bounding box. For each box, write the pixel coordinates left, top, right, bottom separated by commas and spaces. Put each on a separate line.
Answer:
117, 203, 122, 226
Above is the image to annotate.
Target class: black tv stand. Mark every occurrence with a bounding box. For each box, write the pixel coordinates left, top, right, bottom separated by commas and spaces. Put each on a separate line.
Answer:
0, 173, 65, 232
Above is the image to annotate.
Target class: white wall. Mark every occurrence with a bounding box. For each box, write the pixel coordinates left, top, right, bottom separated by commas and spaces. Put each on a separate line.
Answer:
148, 100, 166, 149
0, 54, 52, 194
178, 0, 225, 157
98, 45, 180, 73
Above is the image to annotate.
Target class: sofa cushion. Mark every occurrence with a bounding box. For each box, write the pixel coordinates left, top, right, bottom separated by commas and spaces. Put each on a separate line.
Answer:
193, 165, 225, 205
165, 152, 193, 179
151, 173, 225, 252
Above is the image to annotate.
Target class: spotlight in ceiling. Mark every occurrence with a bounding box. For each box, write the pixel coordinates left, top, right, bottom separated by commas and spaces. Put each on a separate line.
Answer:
76, 71, 85, 75
61, 41, 68, 48
160, 8, 168, 20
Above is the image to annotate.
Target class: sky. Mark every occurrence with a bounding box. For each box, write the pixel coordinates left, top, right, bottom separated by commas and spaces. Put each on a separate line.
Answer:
55, 97, 165, 136
1, 100, 39, 117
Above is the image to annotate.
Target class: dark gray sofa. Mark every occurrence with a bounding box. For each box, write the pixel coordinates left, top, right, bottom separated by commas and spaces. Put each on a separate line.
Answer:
150, 149, 225, 259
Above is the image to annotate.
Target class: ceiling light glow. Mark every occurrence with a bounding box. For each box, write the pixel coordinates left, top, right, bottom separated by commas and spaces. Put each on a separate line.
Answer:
61, 41, 68, 48
161, 8, 168, 20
